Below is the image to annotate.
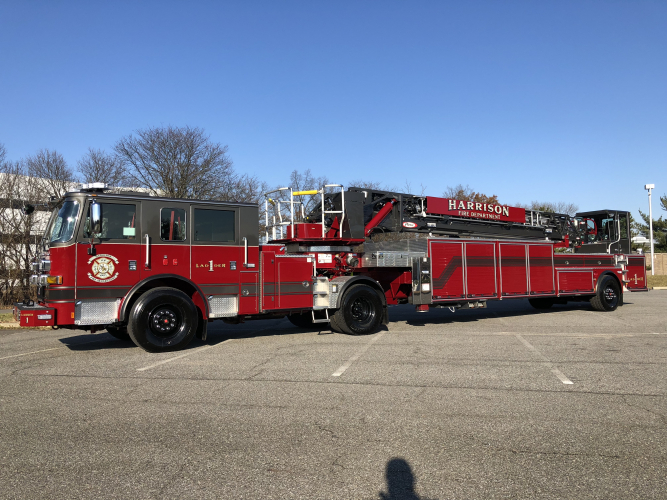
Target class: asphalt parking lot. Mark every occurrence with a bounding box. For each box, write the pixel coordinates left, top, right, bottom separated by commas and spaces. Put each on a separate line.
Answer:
1, 292, 666, 500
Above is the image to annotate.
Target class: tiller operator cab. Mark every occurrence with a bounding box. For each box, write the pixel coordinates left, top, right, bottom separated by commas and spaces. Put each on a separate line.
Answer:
573, 210, 631, 255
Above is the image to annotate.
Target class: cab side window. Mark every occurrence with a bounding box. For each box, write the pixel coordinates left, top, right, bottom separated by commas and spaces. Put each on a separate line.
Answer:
194, 209, 235, 242
83, 203, 136, 240
161, 207, 187, 241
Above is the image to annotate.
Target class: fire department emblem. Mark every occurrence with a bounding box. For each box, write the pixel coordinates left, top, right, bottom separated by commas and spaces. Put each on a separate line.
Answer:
87, 254, 120, 283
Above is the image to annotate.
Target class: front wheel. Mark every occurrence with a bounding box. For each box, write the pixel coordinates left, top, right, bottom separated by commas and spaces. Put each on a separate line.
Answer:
128, 287, 198, 352
590, 276, 621, 312
332, 284, 383, 335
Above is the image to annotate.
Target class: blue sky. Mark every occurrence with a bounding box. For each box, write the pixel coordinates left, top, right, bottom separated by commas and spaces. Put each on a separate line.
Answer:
1, 1, 665, 220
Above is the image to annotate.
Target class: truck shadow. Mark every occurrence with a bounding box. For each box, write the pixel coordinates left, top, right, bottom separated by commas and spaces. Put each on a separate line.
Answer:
57, 332, 137, 350
57, 297, 622, 349
398, 300, 596, 327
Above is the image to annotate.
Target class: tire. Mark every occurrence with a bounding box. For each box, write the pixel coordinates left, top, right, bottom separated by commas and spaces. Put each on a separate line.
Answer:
106, 324, 131, 341
329, 311, 345, 333
127, 287, 198, 352
288, 312, 313, 328
590, 275, 621, 312
528, 298, 554, 310
332, 284, 383, 335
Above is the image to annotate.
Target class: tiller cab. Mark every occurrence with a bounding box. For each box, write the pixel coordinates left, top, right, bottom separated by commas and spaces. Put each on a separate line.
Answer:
15, 183, 647, 352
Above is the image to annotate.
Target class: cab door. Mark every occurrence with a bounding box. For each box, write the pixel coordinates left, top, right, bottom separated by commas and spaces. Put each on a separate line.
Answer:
140, 200, 191, 281
75, 199, 141, 323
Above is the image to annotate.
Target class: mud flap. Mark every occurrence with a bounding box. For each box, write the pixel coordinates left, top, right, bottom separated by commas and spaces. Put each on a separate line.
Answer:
196, 309, 208, 341
382, 306, 389, 325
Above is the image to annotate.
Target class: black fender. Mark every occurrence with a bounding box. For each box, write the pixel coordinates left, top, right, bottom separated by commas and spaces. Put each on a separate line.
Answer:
119, 274, 210, 322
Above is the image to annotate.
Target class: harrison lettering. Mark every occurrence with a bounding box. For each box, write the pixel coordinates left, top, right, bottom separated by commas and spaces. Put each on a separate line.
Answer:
448, 199, 509, 217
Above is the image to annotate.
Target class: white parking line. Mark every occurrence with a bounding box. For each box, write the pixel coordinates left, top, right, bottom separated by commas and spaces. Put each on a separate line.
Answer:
515, 334, 573, 385
136, 339, 234, 371
332, 331, 386, 377
0, 347, 64, 360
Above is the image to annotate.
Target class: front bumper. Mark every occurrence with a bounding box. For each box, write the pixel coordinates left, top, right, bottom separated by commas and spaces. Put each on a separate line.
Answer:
13, 303, 56, 327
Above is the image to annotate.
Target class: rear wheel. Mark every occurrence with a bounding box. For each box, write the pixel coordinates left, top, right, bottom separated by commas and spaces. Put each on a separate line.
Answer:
332, 284, 383, 335
528, 298, 554, 310
106, 325, 131, 341
128, 287, 198, 352
590, 275, 621, 312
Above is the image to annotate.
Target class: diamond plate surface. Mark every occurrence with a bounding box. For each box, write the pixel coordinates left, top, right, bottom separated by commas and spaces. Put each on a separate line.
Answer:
209, 295, 238, 318
74, 299, 120, 325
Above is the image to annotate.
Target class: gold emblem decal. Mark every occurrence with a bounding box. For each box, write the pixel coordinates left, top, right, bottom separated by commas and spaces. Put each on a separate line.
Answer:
87, 254, 120, 283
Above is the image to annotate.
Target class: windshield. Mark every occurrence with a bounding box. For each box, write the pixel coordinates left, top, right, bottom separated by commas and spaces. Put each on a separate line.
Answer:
47, 200, 80, 244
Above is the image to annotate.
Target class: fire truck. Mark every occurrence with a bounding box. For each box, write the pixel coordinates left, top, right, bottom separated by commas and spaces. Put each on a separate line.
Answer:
15, 182, 648, 352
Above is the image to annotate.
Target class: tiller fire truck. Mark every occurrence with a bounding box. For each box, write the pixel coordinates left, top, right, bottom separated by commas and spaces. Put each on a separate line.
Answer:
15, 183, 647, 352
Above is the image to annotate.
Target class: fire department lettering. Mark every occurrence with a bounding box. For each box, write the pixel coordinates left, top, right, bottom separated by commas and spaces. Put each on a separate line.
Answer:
87, 254, 120, 283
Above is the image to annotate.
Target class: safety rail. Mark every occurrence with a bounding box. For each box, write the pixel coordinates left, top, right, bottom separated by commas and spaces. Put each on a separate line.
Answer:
263, 184, 346, 241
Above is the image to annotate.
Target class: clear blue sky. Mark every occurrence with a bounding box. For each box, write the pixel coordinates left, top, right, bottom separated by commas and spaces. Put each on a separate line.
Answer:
1, 1, 665, 221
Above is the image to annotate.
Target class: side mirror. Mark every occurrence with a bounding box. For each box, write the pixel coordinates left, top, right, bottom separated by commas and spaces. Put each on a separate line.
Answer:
91, 202, 101, 235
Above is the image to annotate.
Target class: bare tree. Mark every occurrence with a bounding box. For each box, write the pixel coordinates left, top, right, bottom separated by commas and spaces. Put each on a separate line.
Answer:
78, 148, 127, 190
114, 126, 242, 200
516, 201, 579, 216
0, 154, 45, 304
443, 184, 499, 205
24, 149, 76, 200
349, 179, 385, 190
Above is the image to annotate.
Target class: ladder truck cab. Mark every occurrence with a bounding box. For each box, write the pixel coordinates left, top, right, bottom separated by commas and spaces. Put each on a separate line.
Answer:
15, 182, 648, 353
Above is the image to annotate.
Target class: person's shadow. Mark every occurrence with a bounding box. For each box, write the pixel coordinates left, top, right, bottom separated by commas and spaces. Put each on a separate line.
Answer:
379, 458, 435, 500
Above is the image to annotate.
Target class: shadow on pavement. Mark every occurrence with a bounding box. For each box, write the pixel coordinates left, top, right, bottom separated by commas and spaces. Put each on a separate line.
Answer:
379, 458, 436, 500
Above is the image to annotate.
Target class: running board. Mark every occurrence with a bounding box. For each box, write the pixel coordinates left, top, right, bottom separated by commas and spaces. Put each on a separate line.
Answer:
311, 309, 330, 324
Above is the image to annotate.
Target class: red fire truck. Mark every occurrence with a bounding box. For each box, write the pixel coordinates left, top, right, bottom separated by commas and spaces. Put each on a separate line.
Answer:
14, 183, 648, 352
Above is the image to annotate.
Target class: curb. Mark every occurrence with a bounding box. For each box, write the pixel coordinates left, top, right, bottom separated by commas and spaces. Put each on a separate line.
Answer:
651, 286, 667, 290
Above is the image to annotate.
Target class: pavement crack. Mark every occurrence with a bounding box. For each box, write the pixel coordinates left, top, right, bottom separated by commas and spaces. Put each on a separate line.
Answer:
501, 447, 621, 459
621, 395, 667, 427
316, 422, 339, 440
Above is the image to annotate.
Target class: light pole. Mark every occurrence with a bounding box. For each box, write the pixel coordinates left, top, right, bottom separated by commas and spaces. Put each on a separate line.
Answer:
645, 184, 655, 276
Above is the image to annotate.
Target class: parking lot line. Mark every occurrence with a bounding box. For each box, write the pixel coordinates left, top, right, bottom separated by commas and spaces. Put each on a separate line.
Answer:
137, 339, 234, 371
515, 334, 574, 385
0, 347, 64, 360
332, 331, 386, 377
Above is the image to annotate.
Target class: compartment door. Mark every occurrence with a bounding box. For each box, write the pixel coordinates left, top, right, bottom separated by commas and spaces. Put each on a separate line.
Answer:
500, 243, 528, 296
261, 251, 278, 311
239, 271, 259, 314
528, 244, 555, 295
558, 271, 594, 294
430, 241, 465, 300
277, 256, 314, 309
464, 242, 496, 298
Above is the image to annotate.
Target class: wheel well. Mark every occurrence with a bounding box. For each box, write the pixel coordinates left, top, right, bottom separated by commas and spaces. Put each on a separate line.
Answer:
596, 271, 624, 304
597, 271, 623, 292
120, 276, 208, 323
336, 277, 387, 308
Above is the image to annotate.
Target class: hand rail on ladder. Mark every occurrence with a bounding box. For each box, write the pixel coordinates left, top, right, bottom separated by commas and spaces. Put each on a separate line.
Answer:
263, 184, 345, 241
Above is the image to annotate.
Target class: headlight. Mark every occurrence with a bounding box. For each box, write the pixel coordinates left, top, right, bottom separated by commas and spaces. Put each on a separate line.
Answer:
421, 283, 430, 292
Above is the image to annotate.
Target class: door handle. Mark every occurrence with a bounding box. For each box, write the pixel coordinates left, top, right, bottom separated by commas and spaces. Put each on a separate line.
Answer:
242, 237, 255, 268
145, 234, 150, 267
